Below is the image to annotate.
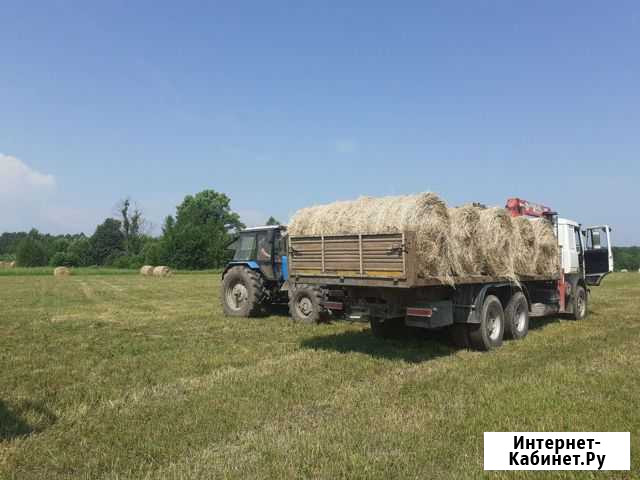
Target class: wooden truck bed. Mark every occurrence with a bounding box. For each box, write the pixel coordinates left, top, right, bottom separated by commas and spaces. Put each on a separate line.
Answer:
287, 232, 557, 288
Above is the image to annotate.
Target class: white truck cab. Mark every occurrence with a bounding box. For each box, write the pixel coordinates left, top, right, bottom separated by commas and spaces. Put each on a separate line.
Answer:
557, 218, 613, 285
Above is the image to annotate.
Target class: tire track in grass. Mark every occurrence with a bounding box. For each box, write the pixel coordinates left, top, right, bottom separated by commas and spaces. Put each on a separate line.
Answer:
130, 347, 469, 479
145, 316, 640, 479
60, 350, 317, 421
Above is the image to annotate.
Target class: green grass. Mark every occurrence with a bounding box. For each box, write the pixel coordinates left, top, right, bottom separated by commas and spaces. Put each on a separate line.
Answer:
0, 267, 221, 277
0, 273, 638, 479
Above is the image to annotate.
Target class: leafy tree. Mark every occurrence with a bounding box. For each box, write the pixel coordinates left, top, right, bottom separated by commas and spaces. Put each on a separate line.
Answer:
67, 237, 94, 266
15, 237, 48, 267
160, 190, 244, 269
118, 198, 145, 255
265, 216, 281, 226
91, 218, 125, 265
142, 238, 164, 266
0, 232, 28, 255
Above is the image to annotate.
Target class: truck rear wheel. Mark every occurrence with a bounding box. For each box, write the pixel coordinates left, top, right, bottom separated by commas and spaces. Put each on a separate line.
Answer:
569, 285, 588, 320
221, 266, 267, 317
468, 295, 504, 351
504, 292, 529, 340
289, 285, 325, 324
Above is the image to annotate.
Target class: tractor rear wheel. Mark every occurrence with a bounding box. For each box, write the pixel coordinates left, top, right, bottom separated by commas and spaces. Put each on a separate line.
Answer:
221, 266, 268, 317
289, 285, 325, 324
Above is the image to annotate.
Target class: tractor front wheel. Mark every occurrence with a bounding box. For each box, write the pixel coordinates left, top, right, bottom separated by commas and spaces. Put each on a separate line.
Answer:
221, 266, 267, 317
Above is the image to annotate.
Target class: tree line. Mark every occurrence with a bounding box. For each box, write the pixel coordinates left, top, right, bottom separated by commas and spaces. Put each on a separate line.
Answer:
611, 247, 640, 271
0, 190, 280, 270
2, 190, 636, 271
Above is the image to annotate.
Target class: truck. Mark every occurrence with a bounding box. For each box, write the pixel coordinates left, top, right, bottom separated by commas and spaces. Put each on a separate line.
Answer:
221, 198, 613, 350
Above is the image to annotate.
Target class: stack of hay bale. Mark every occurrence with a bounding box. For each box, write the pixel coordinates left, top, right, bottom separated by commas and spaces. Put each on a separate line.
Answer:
140, 265, 172, 277
288, 192, 560, 284
290, 193, 458, 284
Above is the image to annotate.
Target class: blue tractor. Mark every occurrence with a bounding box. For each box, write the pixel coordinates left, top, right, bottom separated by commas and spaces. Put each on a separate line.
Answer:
221, 225, 326, 322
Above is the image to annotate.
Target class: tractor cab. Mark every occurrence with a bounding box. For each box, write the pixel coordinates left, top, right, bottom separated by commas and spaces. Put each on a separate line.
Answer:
225, 225, 288, 282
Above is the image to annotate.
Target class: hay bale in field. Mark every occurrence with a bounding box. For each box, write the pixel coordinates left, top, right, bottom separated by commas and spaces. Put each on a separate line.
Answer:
0, 261, 6, 268
512, 216, 538, 276
140, 265, 154, 276
449, 205, 484, 275
289, 192, 458, 284
53, 266, 71, 276
9, 261, 16, 268
153, 266, 171, 277
531, 218, 560, 275
477, 207, 516, 279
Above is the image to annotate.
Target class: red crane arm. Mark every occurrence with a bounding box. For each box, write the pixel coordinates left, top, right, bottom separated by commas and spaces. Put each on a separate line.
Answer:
505, 198, 555, 218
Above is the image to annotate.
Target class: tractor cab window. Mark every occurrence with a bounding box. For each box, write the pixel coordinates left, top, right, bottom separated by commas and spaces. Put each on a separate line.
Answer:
233, 234, 256, 261
273, 229, 284, 258
256, 231, 272, 261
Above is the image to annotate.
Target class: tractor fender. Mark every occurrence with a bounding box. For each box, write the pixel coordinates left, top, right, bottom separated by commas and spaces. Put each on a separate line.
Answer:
222, 261, 260, 279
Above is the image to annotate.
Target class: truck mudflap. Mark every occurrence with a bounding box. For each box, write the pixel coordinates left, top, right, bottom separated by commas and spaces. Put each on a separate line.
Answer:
404, 301, 453, 329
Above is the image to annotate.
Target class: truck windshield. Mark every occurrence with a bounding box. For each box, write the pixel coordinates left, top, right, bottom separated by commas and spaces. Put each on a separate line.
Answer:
233, 234, 256, 261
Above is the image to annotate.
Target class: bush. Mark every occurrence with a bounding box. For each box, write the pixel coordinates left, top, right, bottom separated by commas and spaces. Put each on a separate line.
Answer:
16, 237, 48, 267
49, 251, 79, 267
108, 254, 144, 270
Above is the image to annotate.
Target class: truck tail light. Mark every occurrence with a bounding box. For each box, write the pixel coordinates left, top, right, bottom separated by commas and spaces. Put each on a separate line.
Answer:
323, 301, 344, 311
406, 307, 433, 318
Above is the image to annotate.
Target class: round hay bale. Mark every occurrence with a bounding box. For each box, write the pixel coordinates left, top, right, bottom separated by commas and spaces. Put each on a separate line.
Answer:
449, 205, 483, 275
531, 219, 559, 275
140, 265, 154, 276
512, 216, 538, 276
289, 192, 458, 284
53, 266, 71, 276
9, 261, 16, 268
478, 207, 516, 279
153, 266, 171, 277
0, 261, 6, 269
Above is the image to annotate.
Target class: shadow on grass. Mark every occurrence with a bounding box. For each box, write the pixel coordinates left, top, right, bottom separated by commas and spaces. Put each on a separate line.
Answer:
301, 327, 456, 363
0, 400, 57, 441
529, 315, 562, 331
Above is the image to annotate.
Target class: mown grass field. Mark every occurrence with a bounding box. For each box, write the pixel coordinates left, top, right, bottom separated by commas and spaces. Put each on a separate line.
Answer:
1, 272, 638, 479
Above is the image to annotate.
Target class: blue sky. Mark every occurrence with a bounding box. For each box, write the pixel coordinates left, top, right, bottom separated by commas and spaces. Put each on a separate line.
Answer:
1, 1, 638, 244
